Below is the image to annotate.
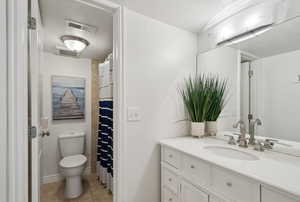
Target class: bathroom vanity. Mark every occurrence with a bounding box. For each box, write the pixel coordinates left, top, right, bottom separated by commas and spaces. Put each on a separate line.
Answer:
160, 136, 300, 202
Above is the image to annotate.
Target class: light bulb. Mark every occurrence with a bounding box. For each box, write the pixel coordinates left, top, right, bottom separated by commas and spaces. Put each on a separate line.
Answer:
64, 40, 87, 52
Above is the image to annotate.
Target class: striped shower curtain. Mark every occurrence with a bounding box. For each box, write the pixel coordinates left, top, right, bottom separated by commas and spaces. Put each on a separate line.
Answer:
97, 54, 113, 192
98, 100, 113, 191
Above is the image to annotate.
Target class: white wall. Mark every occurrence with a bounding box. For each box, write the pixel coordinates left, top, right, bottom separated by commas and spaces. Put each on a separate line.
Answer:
197, 46, 241, 131
123, 9, 197, 202
252, 49, 300, 142
41, 52, 91, 183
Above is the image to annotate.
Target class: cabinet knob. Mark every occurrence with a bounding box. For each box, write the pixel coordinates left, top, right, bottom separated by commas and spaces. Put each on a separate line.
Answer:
169, 198, 173, 202
190, 165, 195, 169
169, 154, 173, 158
168, 178, 172, 182
226, 182, 232, 187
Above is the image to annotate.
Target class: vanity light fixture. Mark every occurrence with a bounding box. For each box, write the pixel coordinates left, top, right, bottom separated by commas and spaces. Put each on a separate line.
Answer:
220, 26, 234, 39
217, 23, 273, 47
60, 35, 90, 53
245, 14, 262, 29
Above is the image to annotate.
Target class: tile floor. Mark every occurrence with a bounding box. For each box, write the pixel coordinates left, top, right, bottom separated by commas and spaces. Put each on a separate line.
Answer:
41, 174, 113, 202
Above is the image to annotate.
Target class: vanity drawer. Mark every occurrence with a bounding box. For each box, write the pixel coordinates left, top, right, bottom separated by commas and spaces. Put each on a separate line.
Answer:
163, 147, 180, 169
163, 168, 179, 194
182, 154, 211, 187
211, 167, 260, 202
163, 188, 178, 202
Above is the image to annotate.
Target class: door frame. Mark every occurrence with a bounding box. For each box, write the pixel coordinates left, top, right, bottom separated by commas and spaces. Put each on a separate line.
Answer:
7, 0, 30, 201
0, 0, 7, 201
7, 0, 126, 202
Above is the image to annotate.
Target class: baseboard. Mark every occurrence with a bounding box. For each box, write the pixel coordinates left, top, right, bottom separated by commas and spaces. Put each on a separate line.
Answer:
42, 173, 63, 184
42, 167, 91, 184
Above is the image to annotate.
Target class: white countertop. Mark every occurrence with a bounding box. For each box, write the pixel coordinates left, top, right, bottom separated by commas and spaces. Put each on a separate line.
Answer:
160, 135, 300, 198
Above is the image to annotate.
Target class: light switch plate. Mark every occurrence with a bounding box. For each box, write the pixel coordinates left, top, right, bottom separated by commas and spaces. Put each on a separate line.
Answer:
127, 107, 141, 121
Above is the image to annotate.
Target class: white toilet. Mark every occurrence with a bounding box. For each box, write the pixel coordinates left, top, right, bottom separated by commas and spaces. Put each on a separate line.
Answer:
58, 132, 87, 199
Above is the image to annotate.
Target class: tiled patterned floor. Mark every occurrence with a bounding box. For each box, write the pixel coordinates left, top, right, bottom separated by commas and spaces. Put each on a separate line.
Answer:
41, 174, 113, 202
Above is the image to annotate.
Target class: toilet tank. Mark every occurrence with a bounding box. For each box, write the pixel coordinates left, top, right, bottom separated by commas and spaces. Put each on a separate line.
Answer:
58, 132, 85, 157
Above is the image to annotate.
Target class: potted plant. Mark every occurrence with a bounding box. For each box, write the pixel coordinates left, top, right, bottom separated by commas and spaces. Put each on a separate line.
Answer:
180, 75, 210, 137
205, 76, 227, 136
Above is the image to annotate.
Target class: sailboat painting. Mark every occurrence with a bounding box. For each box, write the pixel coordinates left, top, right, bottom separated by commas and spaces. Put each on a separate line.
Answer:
52, 76, 85, 120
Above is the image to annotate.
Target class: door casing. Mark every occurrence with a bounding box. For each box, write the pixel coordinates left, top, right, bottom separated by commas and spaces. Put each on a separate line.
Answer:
0, 0, 8, 201
6, 0, 126, 202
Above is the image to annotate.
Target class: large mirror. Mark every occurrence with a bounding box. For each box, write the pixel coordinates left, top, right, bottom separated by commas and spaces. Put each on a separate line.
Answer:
197, 1, 300, 143
235, 17, 300, 143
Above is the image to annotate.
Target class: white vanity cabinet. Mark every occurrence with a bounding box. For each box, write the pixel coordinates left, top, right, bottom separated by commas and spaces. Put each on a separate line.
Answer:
210, 166, 260, 202
261, 187, 299, 202
161, 145, 299, 202
209, 195, 225, 202
181, 180, 209, 202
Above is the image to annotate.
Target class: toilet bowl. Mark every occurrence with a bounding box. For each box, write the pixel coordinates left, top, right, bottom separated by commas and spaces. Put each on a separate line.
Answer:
59, 154, 87, 198
58, 132, 86, 199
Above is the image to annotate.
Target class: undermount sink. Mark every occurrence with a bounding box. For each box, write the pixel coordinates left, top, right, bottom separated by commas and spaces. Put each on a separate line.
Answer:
204, 146, 259, 161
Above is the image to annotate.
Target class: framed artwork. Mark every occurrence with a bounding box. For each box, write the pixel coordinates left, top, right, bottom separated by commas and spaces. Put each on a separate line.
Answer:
52, 76, 85, 120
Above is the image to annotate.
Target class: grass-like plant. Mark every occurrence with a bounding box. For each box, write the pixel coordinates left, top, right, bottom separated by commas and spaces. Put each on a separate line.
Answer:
179, 75, 210, 122
180, 74, 227, 122
205, 76, 227, 121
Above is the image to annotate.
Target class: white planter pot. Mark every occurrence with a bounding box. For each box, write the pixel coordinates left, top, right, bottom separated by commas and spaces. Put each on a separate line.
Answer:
205, 121, 218, 136
191, 122, 205, 137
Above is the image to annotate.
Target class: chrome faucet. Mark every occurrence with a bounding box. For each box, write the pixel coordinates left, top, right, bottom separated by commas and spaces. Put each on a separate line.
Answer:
233, 120, 248, 148
233, 120, 246, 135
249, 118, 262, 145
263, 139, 278, 150
254, 138, 278, 152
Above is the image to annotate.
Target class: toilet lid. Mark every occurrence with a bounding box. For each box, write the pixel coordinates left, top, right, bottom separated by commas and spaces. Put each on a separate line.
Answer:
59, 154, 87, 168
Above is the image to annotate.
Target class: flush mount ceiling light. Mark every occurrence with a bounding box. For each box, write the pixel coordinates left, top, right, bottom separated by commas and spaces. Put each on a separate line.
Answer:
60, 35, 90, 53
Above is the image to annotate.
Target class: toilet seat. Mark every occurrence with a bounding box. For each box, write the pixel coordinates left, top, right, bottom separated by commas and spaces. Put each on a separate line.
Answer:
59, 154, 87, 168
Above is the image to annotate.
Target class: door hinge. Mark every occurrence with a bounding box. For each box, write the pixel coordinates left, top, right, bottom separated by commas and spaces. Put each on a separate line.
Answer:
28, 16, 36, 30
248, 69, 254, 78
29, 126, 37, 138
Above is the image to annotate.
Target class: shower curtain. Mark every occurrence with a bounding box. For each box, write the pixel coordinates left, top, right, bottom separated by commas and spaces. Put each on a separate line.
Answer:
97, 54, 113, 192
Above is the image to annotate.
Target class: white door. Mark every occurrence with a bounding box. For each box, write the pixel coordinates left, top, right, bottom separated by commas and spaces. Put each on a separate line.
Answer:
29, 0, 43, 201
181, 181, 209, 202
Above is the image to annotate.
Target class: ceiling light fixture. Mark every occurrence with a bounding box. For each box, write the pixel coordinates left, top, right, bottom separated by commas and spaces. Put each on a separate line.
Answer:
60, 35, 90, 53
217, 23, 273, 47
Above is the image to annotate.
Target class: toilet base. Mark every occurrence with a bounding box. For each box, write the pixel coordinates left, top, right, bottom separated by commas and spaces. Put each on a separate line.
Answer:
65, 176, 83, 199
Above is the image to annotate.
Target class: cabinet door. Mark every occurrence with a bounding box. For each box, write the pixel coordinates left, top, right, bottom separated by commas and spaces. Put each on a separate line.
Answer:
261, 187, 299, 202
163, 188, 178, 202
210, 195, 225, 202
181, 181, 209, 202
